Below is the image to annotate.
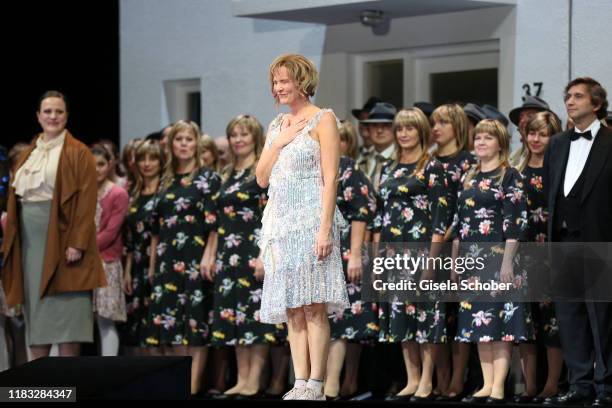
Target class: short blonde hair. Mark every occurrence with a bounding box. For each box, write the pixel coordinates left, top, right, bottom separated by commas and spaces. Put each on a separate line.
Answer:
224, 114, 265, 181
392, 108, 432, 175
339, 120, 358, 160
525, 111, 562, 138
269, 54, 318, 101
132, 139, 164, 201
515, 111, 561, 172
160, 120, 202, 191
464, 119, 511, 188
431, 104, 469, 154
225, 114, 265, 158
393, 108, 431, 150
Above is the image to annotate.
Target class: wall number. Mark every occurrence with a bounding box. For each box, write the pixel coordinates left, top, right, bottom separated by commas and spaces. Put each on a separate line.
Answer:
522, 82, 543, 100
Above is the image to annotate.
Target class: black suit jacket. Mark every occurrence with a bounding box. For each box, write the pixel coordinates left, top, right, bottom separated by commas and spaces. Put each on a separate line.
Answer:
544, 125, 612, 242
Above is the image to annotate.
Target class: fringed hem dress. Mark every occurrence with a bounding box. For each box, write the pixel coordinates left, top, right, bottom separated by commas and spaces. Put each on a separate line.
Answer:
258, 109, 350, 324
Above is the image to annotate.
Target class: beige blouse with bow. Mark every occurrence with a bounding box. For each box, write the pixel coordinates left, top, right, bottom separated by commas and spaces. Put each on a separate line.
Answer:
12, 131, 66, 202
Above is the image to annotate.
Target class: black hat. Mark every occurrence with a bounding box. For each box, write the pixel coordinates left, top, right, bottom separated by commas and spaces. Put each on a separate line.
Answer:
145, 131, 162, 141
482, 104, 509, 127
351, 96, 382, 119
509, 96, 550, 126
360, 102, 397, 124
463, 103, 487, 124
413, 101, 435, 117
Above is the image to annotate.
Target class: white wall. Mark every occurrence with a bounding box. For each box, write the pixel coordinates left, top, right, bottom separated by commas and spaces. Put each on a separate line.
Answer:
513, 0, 612, 126
319, 6, 516, 121
120, 0, 326, 143
572, 0, 612, 89
121, 1, 516, 144
120, 0, 611, 146
513, 0, 569, 125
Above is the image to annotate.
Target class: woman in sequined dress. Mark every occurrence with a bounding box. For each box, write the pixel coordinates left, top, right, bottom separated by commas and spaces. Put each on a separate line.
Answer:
256, 54, 349, 401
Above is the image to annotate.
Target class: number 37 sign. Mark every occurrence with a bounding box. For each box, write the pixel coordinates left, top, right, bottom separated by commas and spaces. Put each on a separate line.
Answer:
522, 82, 543, 100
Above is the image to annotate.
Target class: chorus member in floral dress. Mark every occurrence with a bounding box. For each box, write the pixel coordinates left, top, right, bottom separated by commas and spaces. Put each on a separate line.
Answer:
204, 114, 279, 398
325, 120, 378, 400
374, 108, 451, 401
514, 111, 563, 404
430, 104, 477, 401
453, 119, 533, 403
120, 140, 163, 354
147, 120, 221, 395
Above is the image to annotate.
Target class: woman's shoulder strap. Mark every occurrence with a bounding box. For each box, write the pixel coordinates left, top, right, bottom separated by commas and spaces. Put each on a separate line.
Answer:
309, 108, 341, 131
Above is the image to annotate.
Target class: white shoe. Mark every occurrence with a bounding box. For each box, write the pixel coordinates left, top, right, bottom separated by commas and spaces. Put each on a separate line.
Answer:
282, 387, 305, 400
294, 387, 326, 401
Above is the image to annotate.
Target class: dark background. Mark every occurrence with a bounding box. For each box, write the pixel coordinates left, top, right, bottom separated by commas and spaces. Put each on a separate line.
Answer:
5, 0, 119, 150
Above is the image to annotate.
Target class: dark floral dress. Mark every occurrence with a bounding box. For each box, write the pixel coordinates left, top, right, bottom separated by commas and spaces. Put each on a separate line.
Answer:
453, 167, 535, 343
330, 157, 379, 343
436, 150, 477, 229
210, 167, 282, 346
523, 166, 560, 347
374, 159, 451, 343
147, 168, 221, 347
437, 150, 477, 338
524, 166, 548, 244
118, 193, 157, 347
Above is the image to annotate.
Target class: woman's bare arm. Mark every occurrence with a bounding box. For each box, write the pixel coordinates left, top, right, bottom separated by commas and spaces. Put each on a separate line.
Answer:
315, 112, 341, 260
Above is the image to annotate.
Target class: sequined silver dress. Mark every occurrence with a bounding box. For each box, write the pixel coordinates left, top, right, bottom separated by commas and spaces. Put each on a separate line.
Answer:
259, 109, 350, 324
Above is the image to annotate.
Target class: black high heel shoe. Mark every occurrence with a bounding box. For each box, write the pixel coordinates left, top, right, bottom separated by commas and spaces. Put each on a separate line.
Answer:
385, 393, 414, 402
486, 396, 506, 404
211, 392, 238, 400
235, 392, 265, 400
410, 393, 435, 402
513, 394, 535, 404
462, 394, 489, 404
436, 391, 466, 402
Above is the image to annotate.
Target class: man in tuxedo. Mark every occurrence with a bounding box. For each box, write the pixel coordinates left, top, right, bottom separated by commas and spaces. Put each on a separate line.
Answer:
544, 77, 612, 407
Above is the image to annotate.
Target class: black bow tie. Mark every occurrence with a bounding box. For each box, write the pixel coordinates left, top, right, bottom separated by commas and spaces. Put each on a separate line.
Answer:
570, 129, 592, 141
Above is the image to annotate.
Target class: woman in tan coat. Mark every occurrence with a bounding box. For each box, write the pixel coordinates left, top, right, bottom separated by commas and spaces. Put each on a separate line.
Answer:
1, 90, 106, 359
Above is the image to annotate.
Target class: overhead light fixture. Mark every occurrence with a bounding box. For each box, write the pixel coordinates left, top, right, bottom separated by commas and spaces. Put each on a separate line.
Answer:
360, 10, 384, 27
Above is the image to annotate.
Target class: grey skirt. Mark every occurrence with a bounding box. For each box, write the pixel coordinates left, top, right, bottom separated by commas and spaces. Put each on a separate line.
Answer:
20, 200, 93, 346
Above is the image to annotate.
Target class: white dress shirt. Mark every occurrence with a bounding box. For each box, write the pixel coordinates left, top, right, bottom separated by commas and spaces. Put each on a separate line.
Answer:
563, 119, 601, 196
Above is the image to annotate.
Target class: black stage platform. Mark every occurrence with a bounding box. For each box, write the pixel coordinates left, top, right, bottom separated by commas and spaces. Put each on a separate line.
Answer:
0, 357, 578, 405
